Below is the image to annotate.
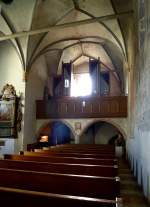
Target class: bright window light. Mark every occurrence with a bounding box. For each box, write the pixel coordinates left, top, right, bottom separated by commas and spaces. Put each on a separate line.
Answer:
71, 73, 92, 97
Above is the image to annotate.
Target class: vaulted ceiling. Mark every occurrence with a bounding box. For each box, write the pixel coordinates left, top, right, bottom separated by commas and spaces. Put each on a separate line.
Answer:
0, 0, 134, 87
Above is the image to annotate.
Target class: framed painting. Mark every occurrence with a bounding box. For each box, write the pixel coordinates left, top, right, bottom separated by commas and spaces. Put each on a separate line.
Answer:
0, 99, 17, 138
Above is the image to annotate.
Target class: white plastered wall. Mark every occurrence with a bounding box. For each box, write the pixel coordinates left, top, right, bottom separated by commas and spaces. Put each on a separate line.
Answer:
126, 2, 150, 199
23, 55, 48, 149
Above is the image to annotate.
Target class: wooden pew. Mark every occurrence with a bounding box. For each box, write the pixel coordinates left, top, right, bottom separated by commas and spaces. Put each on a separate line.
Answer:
0, 186, 122, 207
58, 144, 114, 147
0, 167, 120, 199
48, 144, 115, 150
25, 150, 116, 159
49, 144, 115, 150
27, 143, 116, 154
4, 154, 117, 165
41, 148, 115, 154
0, 159, 118, 177
2, 144, 121, 206
43, 147, 115, 150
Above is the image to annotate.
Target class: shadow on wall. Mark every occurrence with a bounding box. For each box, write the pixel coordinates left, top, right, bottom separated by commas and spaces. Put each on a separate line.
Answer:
108, 133, 125, 146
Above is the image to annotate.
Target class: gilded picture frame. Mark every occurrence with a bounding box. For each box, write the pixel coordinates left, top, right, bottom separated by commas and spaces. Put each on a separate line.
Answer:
0, 99, 17, 138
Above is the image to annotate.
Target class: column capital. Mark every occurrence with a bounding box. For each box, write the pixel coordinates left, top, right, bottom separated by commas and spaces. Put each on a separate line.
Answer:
22, 71, 28, 82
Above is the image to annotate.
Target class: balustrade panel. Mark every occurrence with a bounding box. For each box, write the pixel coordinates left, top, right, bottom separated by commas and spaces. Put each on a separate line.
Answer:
36, 96, 127, 119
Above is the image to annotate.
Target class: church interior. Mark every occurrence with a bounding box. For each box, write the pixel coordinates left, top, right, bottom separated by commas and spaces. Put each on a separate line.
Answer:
0, 0, 150, 206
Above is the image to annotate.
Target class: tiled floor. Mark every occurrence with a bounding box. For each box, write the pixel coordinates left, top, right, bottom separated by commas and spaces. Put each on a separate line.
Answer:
119, 159, 150, 207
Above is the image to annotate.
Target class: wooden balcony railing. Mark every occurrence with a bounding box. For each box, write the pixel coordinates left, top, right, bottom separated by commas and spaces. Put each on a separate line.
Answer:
36, 96, 127, 119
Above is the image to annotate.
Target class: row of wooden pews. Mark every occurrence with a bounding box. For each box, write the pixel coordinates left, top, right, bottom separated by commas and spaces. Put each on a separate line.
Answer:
0, 144, 123, 207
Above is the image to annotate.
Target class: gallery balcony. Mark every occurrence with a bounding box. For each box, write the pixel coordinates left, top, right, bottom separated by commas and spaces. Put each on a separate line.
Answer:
36, 96, 127, 119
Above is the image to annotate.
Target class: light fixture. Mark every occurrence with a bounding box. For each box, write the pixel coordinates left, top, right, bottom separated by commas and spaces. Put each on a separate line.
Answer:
40, 135, 48, 142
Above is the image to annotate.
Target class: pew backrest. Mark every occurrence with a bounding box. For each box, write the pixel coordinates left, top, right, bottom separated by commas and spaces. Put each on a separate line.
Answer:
4, 154, 117, 165
31, 150, 116, 158
0, 159, 118, 177
0, 186, 120, 207
0, 167, 120, 199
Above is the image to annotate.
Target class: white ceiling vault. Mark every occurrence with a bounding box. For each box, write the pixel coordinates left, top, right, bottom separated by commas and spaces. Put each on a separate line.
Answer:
0, 0, 133, 88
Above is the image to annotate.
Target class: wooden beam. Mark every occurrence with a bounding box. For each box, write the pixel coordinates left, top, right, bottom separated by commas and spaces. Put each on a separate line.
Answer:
0, 10, 133, 42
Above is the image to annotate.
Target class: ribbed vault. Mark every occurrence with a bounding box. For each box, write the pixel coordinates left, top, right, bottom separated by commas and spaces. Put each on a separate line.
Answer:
0, 0, 133, 91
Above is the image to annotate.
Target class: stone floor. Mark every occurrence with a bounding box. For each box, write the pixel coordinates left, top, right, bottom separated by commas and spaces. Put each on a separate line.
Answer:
118, 159, 150, 207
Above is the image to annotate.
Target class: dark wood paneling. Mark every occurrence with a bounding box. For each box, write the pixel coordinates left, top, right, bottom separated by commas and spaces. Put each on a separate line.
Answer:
36, 96, 127, 119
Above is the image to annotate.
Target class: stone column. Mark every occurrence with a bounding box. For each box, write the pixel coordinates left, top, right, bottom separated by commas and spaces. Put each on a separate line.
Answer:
75, 134, 80, 144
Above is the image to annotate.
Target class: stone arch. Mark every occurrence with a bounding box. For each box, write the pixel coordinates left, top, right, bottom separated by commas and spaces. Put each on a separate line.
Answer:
36, 119, 76, 140
79, 118, 127, 140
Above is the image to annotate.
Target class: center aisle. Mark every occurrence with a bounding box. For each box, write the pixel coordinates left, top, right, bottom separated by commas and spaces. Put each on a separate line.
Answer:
118, 159, 149, 207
